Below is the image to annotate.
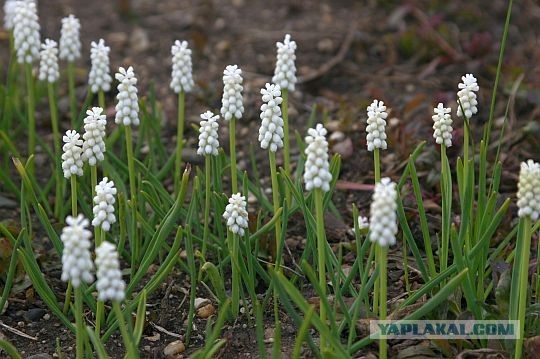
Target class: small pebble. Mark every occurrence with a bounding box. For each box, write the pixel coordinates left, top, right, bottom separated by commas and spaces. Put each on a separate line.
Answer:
164, 340, 186, 358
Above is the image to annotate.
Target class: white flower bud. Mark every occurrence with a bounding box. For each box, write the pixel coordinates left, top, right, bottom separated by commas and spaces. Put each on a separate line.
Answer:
59, 14, 81, 62
114, 66, 139, 126
38, 39, 59, 83
369, 178, 398, 247
456, 74, 479, 118
95, 241, 125, 302
88, 39, 112, 93
13, 1, 40, 64
272, 34, 297, 92
220, 65, 244, 121
82, 107, 107, 166
61, 130, 84, 178
366, 100, 388, 152
432, 103, 453, 147
92, 177, 117, 232
517, 160, 540, 221
170, 40, 194, 93
197, 111, 220, 156
61, 215, 94, 288
303, 124, 332, 192
223, 193, 249, 236
258, 83, 284, 152
358, 216, 369, 230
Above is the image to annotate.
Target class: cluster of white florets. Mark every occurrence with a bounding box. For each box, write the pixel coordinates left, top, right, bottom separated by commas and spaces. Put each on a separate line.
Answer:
272, 34, 297, 92
92, 177, 117, 232
59, 14, 81, 62
13, 1, 40, 64
303, 124, 332, 192
170, 40, 194, 94
220, 65, 244, 121
3, 0, 19, 30
258, 83, 284, 152
197, 111, 220, 156
61, 130, 84, 178
115, 66, 139, 126
369, 178, 398, 247
60, 215, 94, 288
432, 103, 453, 148
82, 107, 107, 166
95, 241, 125, 302
38, 39, 59, 83
456, 74, 479, 118
517, 160, 540, 221
366, 100, 388, 152
88, 39, 112, 93
223, 193, 249, 236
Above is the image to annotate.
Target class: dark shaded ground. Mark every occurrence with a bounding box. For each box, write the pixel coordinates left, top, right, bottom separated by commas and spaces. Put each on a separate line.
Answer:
1, 0, 540, 357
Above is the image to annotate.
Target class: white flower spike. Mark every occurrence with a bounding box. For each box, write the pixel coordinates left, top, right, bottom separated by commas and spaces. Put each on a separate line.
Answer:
220, 65, 244, 121
258, 83, 284, 152
13, 1, 40, 64
59, 14, 81, 62
517, 160, 540, 221
38, 39, 59, 83
61, 130, 84, 178
197, 111, 220, 156
272, 34, 297, 92
92, 177, 117, 232
432, 103, 453, 148
61, 214, 94, 288
369, 178, 398, 247
89, 39, 112, 93
366, 100, 388, 152
223, 193, 249, 236
303, 124, 332, 192
456, 74, 479, 118
115, 66, 139, 126
95, 241, 125, 302
170, 40, 194, 94
82, 107, 107, 166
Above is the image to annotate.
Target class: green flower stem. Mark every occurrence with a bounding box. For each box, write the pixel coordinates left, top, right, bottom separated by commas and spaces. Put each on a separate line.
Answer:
269, 150, 282, 349
25, 64, 36, 174
379, 245, 388, 359
314, 188, 327, 350
229, 117, 238, 194
374, 148, 381, 182
282, 89, 291, 207
373, 148, 381, 315
48, 82, 62, 218
440, 146, 451, 275
112, 301, 139, 359
98, 90, 105, 109
95, 231, 105, 335
74, 286, 85, 359
124, 125, 139, 263
227, 230, 240, 317
514, 217, 532, 359
67, 61, 77, 127
174, 91, 185, 193
70, 175, 77, 216
202, 155, 211, 260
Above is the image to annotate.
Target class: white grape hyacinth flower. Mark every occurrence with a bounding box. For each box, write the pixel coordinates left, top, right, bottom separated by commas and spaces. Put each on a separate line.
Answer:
92, 177, 117, 231
88, 39, 112, 93
369, 178, 398, 247
170, 40, 194, 94
517, 160, 540, 221
220, 65, 244, 121
95, 241, 125, 302
13, 1, 40, 64
456, 74, 479, 118
358, 216, 369, 230
82, 107, 107, 166
432, 103, 453, 147
3, 0, 18, 30
59, 14, 81, 62
61, 215, 94, 288
272, 34, 297, 92
223, 193, 249, 236
303, 124, 332, 192
38, 39, 59, 83
61, 130, 84, 178
115, 66, 139, 126
366, 99, 388, 151
197, 111, 220, 156
258, 83, 284, 152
